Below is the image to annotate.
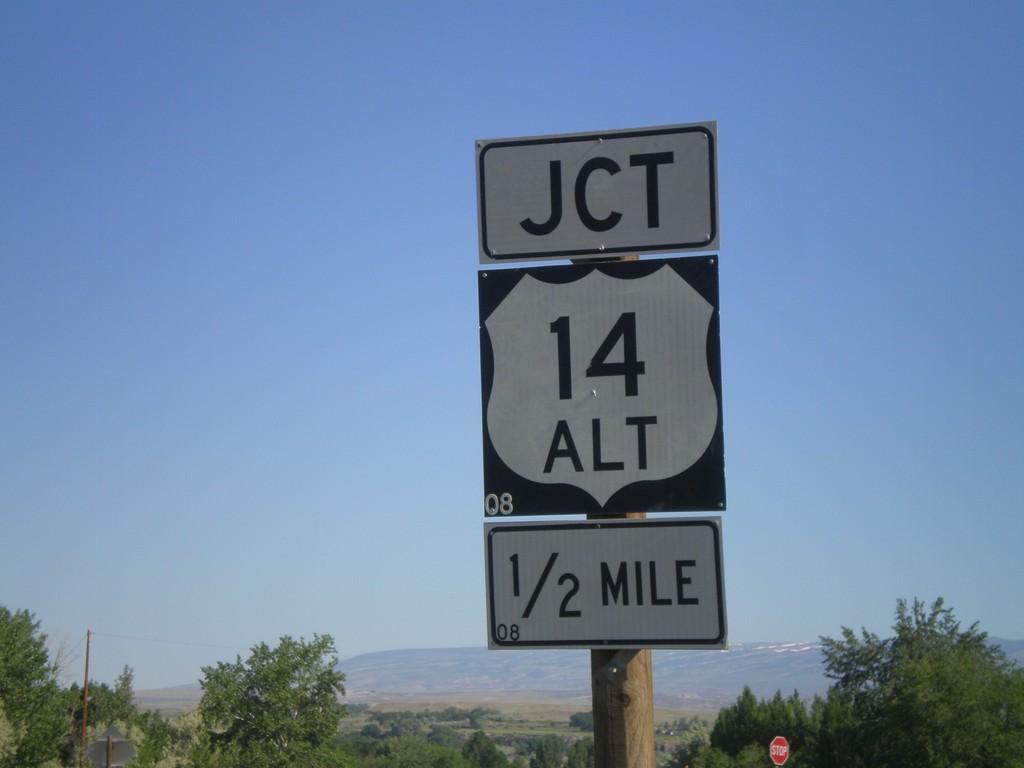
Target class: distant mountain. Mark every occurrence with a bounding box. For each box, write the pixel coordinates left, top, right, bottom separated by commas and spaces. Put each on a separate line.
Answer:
995, 637, 1024, 660
340, 637, 1024, 710
136, 638, 1024, 712
342, 643, 828, 710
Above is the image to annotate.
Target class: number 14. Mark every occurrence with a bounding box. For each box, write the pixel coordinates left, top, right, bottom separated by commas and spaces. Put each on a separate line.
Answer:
550, 312, 646, 399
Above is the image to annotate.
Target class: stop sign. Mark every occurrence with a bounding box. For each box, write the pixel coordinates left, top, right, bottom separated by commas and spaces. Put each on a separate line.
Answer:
769, 736, 790, 765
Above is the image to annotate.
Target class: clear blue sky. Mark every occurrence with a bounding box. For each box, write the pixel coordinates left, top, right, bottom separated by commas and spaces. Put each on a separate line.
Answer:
2, 1, 1022, 690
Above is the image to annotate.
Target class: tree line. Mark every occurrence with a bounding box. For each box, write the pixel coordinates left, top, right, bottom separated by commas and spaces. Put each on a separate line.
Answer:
666, 598, 1024, 767
0, 611, 587, 768
3, 598, 1023, 767
0, 615, 349, 768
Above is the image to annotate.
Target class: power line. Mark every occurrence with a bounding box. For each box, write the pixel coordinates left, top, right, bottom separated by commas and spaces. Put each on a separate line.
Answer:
89, 630, 243, 652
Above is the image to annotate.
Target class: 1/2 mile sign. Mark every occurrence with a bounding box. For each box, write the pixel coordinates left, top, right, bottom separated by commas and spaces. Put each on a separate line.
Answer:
479, 256, 725, 516
477, 122, 718, 263
485, 517, 726, 649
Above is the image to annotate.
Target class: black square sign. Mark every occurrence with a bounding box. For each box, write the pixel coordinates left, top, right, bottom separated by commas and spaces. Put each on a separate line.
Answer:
479, 256, 725, 517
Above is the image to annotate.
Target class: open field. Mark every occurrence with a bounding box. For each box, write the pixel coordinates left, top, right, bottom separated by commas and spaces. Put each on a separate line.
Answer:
136, 687, 711, 762
351, 698, 711, 728
136, 689, 711, 730
338, 697, 713, 763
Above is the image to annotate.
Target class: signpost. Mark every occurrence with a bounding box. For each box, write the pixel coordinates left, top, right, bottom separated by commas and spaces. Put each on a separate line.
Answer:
477, 122, 718, 262
485, 518, 726, 649
474, 120, 726, 768
770, 736, 790, 766
479, 256, 724, 516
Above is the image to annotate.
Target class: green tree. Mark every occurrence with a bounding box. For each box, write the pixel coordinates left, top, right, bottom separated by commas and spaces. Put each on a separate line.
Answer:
387, 714, 425, 738
0, 704, 17, 764
732, 743, 769, 768
427, 724, 464, 749
528, 735, 563, 768
83, 665, 138, 732
196, 633, 347, 768
667, 719, 711, 768
467, 708, 496, 729
569, 711, 593, 731
0, 607, 67, 768
709, 686, 809, 761
565, 737, 594, 768
462, 730, 508, 768
132, 708, 203, 768
708, 686, 759, 756
355, 733, 469, 768
819, 597, 1024, 768
690, 747, 738, 768
807, 687, 861, 768
383, 734, 437, 768
131, 709, 173, 768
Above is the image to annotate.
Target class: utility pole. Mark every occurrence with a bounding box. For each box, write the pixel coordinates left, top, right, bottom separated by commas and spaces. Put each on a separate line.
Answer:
81, 629, 91, 768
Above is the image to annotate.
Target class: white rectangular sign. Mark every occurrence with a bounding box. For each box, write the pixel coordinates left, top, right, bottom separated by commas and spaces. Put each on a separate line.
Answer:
477, 122, 718, 263
485, 518, 726, 649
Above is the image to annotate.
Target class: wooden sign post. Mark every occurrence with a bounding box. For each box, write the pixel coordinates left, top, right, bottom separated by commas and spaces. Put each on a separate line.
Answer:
587, 257, 655, 768
590, 502, 656, 768
592, 648, 655, 768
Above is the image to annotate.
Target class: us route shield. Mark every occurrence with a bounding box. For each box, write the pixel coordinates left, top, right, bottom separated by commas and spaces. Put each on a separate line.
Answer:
478, 256, 725, 516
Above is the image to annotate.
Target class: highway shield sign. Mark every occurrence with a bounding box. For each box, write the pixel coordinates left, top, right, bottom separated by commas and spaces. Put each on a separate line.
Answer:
479, 256, 725, 516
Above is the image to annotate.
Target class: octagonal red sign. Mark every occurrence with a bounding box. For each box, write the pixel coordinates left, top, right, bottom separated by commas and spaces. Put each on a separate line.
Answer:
769, 735, 790, 765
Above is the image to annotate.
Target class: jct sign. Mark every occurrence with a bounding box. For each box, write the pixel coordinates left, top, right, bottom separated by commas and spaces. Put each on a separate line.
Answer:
477, 122, 718, 263
478, 256, 724, 516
